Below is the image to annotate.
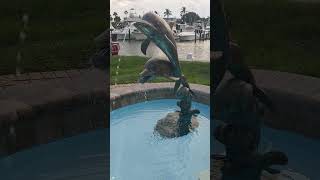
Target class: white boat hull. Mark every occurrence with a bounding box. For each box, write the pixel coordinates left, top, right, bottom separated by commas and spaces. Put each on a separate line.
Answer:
115, 33, 130, 40
132, 32, 147, 40
179, 34, 196, 41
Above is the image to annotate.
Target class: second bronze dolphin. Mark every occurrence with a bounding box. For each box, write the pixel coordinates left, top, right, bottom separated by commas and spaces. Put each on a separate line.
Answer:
138, 57, 179, 84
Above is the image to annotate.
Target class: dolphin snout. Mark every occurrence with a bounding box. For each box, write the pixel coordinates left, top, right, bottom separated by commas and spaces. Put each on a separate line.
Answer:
138, 69, 154, 83
138, 75, 155, 84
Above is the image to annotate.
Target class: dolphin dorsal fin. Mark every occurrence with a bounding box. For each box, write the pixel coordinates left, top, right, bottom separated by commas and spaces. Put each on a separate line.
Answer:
141, 38, 151, 55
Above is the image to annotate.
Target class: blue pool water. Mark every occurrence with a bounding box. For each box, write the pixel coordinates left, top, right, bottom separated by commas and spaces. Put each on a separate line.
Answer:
0, 130, 108, 180
0, 99, 319, 179
110, 99, 210, 180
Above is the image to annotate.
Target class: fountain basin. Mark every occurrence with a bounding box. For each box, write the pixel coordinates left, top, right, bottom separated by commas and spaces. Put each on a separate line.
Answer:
0, 89, 108, 156
0, 69, 108, 156
111, 83, 320, 180
110, 99, 210, 180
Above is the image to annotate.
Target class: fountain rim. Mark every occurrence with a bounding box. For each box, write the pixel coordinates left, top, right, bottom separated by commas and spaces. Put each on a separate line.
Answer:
110, 79, 320, 139
110, 82, 210, 111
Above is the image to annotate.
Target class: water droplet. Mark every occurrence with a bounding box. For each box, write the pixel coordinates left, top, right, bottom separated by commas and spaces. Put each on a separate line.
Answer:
9, 126, 15, 135
20, 31, 26, 41
16, 52, 21, 61
144, 91, 148, 102
22, 14, 29, 24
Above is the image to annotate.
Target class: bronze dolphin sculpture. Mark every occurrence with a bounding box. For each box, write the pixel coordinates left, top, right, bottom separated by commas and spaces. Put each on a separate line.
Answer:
133, 12, 181, 77
134, 12, 195, 95
138, 57, 196, 96
138, 57, 179, 83
139, 13, 177, 55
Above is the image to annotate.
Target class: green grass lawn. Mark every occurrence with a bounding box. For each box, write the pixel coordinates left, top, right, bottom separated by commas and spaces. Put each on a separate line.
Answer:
111, 56, 210, 85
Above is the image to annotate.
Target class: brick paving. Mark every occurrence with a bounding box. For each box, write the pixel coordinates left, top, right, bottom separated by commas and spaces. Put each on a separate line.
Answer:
0, 69, 108, 123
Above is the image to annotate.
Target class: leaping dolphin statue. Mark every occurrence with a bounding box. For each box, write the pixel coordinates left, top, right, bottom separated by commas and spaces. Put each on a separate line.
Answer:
140, 14, 177, 54
133, 12, 195, 95
133, 12, 180, 75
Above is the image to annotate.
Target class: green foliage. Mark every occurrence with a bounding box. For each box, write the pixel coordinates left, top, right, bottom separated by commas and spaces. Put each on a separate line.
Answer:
180, 7, 186, 19
182, 12, 201, 25
111, 12, 122, 29
164, 9, 172, 18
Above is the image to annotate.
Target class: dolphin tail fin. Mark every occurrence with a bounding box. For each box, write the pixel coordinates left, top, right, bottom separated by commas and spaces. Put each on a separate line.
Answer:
253, 86, 276, 112
174, 77, 197, 97
141, 39, 151, 55
189, 89, 196, 97
167, 76, 179, 81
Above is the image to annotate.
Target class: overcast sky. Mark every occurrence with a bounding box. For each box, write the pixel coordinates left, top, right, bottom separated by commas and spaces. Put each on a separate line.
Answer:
110, 0, 210, 19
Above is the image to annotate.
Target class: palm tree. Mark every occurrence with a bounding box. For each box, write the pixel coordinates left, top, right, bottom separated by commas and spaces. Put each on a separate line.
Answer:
180, 6, 186, 22
163, 9, 172, 18
113, 12, 118, 20
124, 10, 128, 18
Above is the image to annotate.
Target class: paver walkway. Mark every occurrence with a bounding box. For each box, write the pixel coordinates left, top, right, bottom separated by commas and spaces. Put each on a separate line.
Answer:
0, 69, 108, 122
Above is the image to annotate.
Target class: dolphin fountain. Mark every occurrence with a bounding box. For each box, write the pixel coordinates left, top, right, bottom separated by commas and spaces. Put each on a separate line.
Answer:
133, 12, 199, 138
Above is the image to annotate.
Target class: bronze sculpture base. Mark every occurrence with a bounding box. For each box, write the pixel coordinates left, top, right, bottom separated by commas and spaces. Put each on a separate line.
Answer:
154, 112, 199, 138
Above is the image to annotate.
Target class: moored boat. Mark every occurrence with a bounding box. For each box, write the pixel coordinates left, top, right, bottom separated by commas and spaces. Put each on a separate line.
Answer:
178, 31, 197, 41
131, 29, 147, 40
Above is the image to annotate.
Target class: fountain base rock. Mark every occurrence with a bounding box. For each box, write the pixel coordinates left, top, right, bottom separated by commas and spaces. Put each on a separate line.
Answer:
154, 112, 199, 138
